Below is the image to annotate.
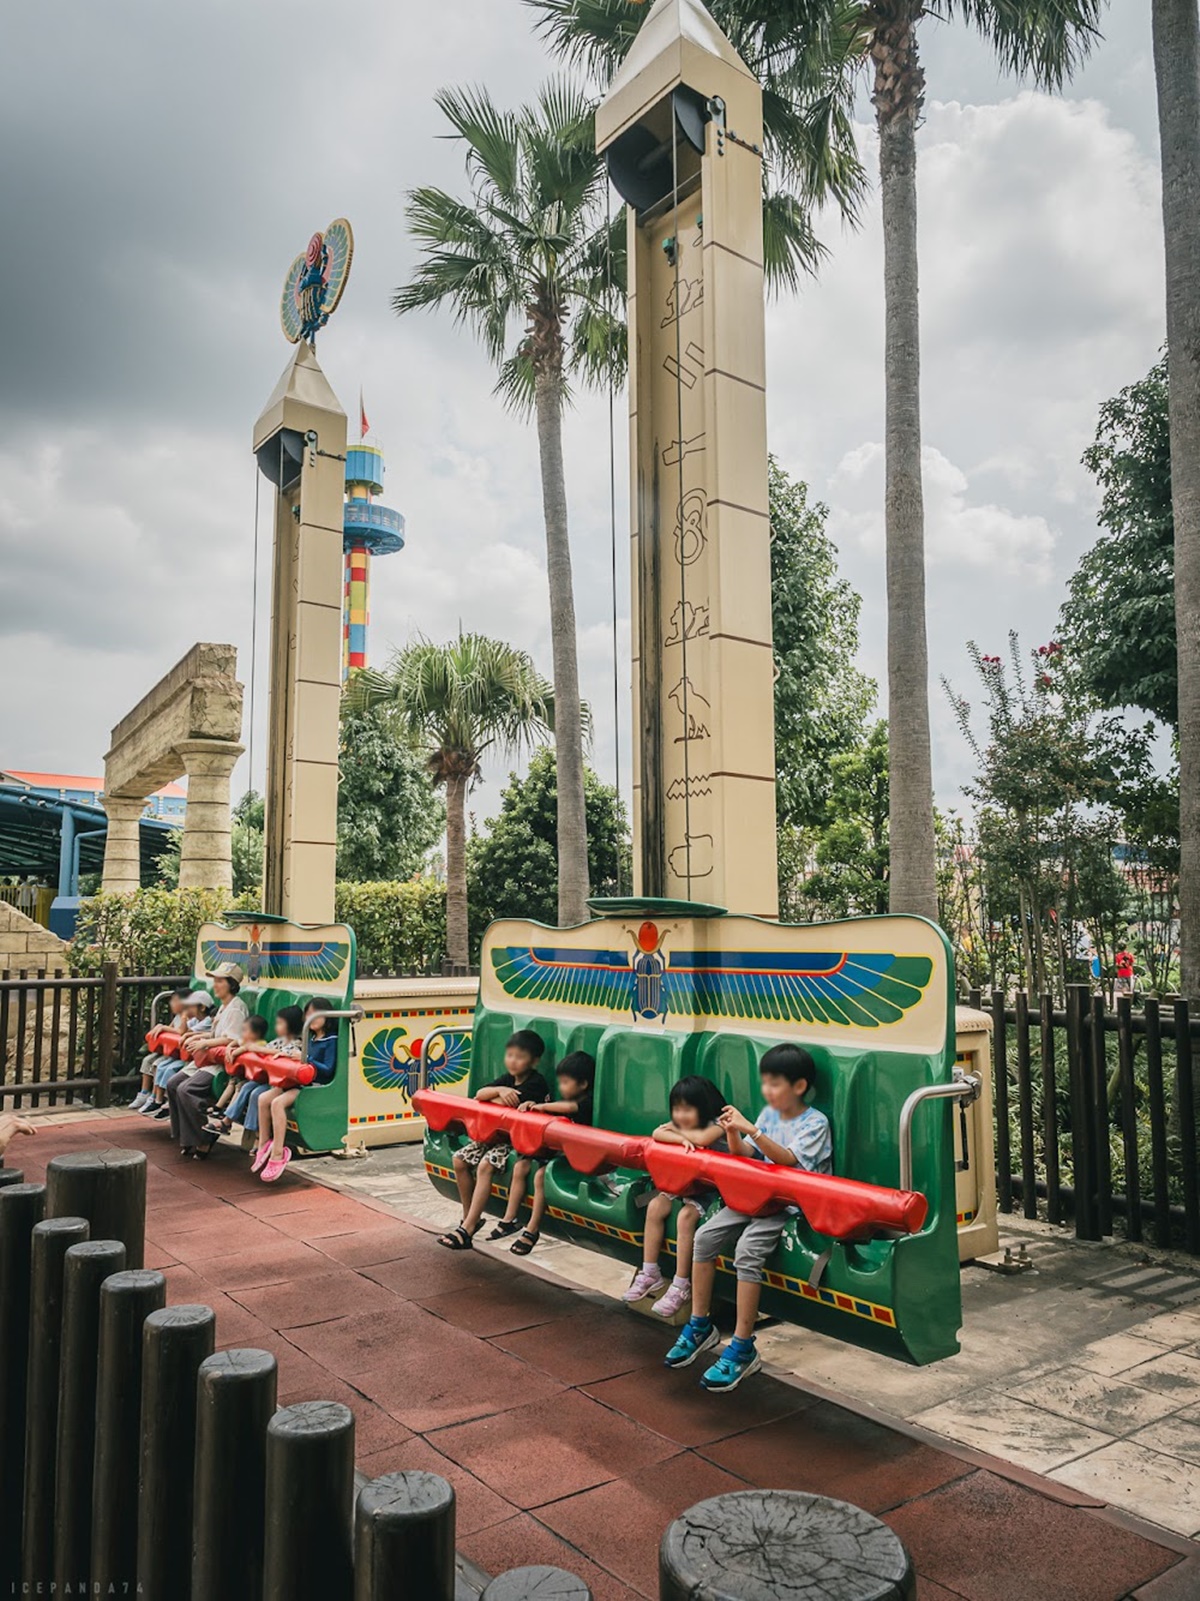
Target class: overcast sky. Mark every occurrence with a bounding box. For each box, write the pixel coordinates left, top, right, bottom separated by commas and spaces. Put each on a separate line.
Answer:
0, 1, 1166, 829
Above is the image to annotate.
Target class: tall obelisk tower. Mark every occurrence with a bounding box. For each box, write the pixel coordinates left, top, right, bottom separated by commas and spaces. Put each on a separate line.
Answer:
253, 344, 347, 925
597, 0, 777, 916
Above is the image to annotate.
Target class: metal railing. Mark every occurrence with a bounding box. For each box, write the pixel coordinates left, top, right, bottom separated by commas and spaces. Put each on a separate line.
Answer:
0, 967, 189, 1109
968, 984, 1200, 1255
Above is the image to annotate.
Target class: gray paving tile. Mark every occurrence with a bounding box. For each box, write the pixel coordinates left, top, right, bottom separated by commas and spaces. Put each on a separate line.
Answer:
1003, 1364, 1183, 1436
1131, 1404, 1200, 1470
912, 1387, 1110, 1474
1121, 1350, 1200, 1401
1052, 1438, 1200, 1538
1135, 1311, 1200, 1348
1075, 1333, 1183, 1376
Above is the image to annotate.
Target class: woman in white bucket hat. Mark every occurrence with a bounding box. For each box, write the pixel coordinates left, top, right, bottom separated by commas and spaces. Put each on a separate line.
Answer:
166, 963, 249, 1155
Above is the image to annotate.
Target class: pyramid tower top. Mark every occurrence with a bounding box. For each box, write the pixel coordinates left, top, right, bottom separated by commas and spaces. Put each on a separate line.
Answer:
253, 340, 347, 458
596, 0, 759, 154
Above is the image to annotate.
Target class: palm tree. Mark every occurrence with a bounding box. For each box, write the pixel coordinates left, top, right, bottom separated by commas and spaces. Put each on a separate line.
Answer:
1152, 0, 1200, 997
395, 81, 624, 930
529, 0, 1103, 922
348, 635, 555, 966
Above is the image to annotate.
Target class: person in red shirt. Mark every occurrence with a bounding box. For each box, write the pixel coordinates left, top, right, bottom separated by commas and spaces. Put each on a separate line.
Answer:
1115, 946, 1135, 997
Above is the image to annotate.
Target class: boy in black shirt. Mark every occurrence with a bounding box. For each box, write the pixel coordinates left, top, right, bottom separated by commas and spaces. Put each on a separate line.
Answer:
492, 1051, 595, 1258
439, 1030, 548, 1249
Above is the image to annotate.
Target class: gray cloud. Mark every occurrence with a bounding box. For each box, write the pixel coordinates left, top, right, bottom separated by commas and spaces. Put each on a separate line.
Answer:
0, 0, 1170, 828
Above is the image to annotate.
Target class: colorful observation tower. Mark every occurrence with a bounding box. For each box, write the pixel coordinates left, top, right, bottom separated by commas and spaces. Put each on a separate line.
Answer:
342, 421, 405, 678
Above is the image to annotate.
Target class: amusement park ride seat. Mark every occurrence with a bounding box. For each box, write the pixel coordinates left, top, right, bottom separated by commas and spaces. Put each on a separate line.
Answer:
146, 914, 361, 1150
419, 898, 972, 1366
147, 901, 974, 1364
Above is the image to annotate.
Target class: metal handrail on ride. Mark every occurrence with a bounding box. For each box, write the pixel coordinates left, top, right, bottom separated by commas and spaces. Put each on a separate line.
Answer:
300, 1007, 364, 1065
148, 990, 176, 1028
898, 1069, 982, 1192
416, 1025, 464, 1091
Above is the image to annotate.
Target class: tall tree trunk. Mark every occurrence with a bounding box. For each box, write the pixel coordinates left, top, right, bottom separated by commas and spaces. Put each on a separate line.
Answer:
534, 360, 590, 926
1153, 0, 1200, 998
444, 774, 468, 967
874, 8, 938, 922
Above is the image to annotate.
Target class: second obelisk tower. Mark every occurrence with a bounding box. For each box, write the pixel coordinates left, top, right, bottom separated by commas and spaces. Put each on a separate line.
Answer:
597, 0, 778, 916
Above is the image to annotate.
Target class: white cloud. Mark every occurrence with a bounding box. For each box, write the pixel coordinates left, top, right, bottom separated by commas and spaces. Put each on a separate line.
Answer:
828, 441, 1057, 581
0, 4, 1172, 823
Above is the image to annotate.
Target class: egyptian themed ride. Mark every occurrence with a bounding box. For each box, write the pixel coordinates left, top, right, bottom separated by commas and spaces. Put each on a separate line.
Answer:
149, 0, 997, 1368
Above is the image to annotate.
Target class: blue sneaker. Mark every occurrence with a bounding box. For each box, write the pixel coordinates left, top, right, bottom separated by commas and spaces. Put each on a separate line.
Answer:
700, 1338, 762, 1392
664, 1317, 720, 1369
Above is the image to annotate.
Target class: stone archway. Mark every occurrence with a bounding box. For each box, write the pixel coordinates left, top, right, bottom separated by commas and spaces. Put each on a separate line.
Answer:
101, 644, 244, 894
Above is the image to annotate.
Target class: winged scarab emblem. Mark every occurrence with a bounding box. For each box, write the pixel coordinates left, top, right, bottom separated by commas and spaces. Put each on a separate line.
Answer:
491, 922, 934, 1030
199, 930, 351, 987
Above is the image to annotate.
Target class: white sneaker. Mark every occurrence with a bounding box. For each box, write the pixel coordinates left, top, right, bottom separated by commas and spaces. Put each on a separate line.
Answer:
130, 1091, 151, 1111
653, 1279, 692, 1319
622, 1266, 665, 1304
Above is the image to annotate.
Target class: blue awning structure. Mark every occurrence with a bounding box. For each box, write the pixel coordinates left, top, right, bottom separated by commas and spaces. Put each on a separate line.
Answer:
0, 783, 177, 893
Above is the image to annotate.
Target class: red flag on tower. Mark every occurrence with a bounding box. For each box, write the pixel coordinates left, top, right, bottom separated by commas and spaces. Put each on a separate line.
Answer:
359, 389, 370, 440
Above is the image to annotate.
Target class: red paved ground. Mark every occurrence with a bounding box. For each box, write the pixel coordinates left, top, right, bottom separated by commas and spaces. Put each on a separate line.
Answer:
14, 1116, 1198, 1601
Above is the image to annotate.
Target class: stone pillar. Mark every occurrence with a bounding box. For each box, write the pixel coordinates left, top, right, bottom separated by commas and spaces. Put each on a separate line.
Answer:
100, 797, 146, 895
598, 0, 778, 917
176, 740, 244, 893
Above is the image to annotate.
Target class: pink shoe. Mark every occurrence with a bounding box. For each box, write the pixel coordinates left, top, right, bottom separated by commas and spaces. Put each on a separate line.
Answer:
261, 1146, 292, 1184
622, 1266, 665, 1304
250, 1143, 271, 1174
653, 1279, 692, 1319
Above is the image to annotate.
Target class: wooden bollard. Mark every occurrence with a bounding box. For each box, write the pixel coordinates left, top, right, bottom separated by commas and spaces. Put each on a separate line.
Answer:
46, 1148, 147, 1268
264, 1401, 356, 1601
659, 1490, 915, 1601
354, 1471, 457, 1601
22, 1215, 90, 1591
482, 1570, 593, 1600
0, 1167, 26, 1188
52, 1239, 127, 1595
138, 1305, 217, 1601
192, 1349, 277, 1601
90, 1269, 167, 1594
0, 1181, 47, 1588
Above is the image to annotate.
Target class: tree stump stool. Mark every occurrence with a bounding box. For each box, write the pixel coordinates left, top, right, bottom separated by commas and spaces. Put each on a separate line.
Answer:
660, 1491, 914, 1601
481, 1568, 593, 1599
46, 1150, 146, 1268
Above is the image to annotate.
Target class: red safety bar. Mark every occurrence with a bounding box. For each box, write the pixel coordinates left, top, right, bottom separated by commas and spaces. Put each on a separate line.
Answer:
412, 1089, 928, 1241
189, 1041, 232, 1072
235, 1051, 315, 1090
144, 1026, 184, 1057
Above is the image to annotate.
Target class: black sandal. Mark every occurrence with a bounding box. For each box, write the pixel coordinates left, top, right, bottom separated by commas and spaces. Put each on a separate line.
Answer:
488, 1219, 522, 1241
437, 1224, 478, 1251
510, 1230, 540, 1256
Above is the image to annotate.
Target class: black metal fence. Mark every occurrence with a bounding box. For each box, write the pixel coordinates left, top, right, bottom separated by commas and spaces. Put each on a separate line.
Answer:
968, 985, 1200, 1255
0, 967, 188, 1110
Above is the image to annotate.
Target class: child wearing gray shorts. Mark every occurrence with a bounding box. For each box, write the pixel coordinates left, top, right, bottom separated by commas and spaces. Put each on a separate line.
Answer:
664, 1042, 831, 1393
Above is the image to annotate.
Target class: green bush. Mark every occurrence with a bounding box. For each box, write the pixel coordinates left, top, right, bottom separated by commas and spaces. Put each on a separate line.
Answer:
70, 879, 448, 978
69, 888, 258, 977
334, 878, 447, 972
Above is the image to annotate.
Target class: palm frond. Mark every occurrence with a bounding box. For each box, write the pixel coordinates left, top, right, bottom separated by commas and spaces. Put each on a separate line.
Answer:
933, 0, 1106, 90
494, 350, 539, 418
523, 0, 640, 80
762, 184, 825, 293
434, 84, 523, 201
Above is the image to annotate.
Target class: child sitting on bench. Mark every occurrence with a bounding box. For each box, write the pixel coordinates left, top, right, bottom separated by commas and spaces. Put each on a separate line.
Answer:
624, 1074, 728, 1318
131, 987, 190, 1113
490, 1050, 595, 1257
251, 1000, 334, 1182
664, 1043, 831, 1393
202, 1013, 270, 1138
439, 1029, 548, 1250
